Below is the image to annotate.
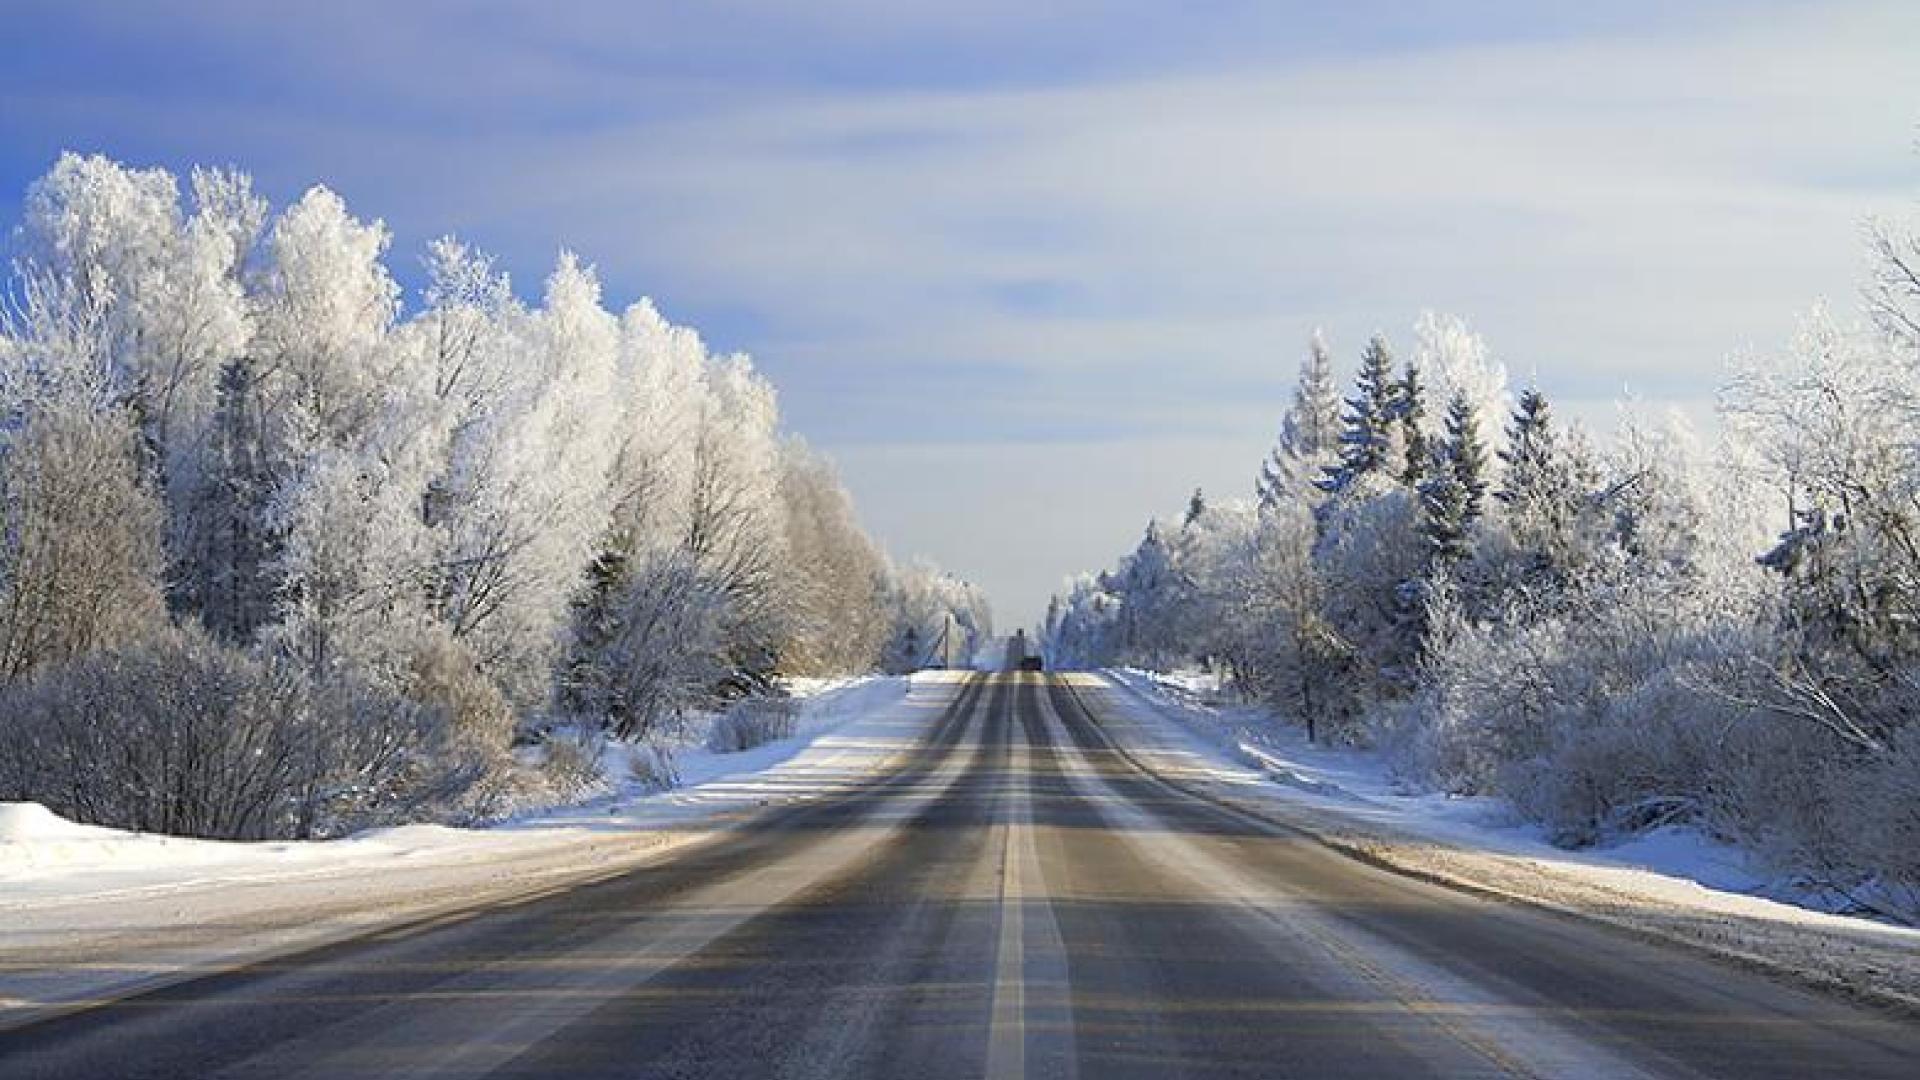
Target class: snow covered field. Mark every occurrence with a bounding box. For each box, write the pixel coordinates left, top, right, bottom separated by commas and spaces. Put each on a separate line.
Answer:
1081, 669, 1920, 1014
0, 672, 955, 1030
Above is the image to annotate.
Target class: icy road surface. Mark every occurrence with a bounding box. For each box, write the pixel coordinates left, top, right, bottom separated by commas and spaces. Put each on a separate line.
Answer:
2, 673, 1916, 1078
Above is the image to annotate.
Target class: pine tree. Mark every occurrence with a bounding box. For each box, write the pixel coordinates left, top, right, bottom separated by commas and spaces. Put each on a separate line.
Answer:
1494, 386, 1601, 593
1444, 388, 1490, 523
1421, 457, 1473, 565
1284, 330, 1344, 461
1397, 358, 1429, 487
1257, 331, 1342, 509
1420, 389, 1489, 564
1318, 334, 1398, 495
1185, 487, 1207, 527
558, 545, 631, 721
1497, 386, 1556, 515
180, 357, 282, 644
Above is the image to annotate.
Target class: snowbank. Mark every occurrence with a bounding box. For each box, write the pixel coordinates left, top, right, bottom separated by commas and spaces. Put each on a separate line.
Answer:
0, 672, 953, 1029
1081, 669, 1920, 1015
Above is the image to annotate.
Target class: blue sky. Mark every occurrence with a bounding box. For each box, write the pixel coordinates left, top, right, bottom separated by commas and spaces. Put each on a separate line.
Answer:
4, 1, 1917, 628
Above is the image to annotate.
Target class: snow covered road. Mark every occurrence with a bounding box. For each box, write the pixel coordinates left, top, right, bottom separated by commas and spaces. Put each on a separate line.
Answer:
3, 673, 1916, 1079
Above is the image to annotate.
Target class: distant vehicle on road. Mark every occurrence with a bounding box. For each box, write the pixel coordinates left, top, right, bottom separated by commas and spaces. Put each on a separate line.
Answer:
1004, 629, 1044, 672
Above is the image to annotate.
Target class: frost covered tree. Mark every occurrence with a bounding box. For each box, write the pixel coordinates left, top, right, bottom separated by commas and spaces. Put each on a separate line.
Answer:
1421, 387, 1491, 565
1201, 500, 1349, 741
0, 234, 170, 686
1725, 306, 1920, 750
1497, 388, 1558, 520
777, 440, 888, 675
1318, 334, 1399, 495
1420, 461, 1473, 567
1866, 211, 1920, 356
248, 186, 440, 687
1396, 356, 1429, 488
1042, 573, 1124, 671
15, 156, 262, 617
1489, 387, 1605, 601
0, 401, 167, 686
685, 355, 789, 689
1115, 519, 1191, 666
16, 155, 257, 467
1413, 311, 1509, 459
428, 252, 620, 703
1257, 330, 1342, 509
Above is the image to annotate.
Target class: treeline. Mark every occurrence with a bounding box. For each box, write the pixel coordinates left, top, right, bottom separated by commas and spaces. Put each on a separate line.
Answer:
1045, 204, 1920, 919
0, 154, 990, 840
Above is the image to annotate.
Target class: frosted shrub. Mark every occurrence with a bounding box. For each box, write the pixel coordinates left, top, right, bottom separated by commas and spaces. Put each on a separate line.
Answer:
0, 628, 459, 840
626, 742, 681, 792
1836, 728, 1920, 919
706, 697, 797, 753
407, 631, 515, 750
539, 729, 607, 797
1501, 672, 1726, 846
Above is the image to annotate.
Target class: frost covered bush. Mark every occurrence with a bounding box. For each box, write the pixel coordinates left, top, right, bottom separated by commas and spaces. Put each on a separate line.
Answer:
537, 729, 607, 798
626, 742, 681, 792
706, 697, 798, 753
1500, 672, 1728, 847
407, 631, 515, 751
0, 628, 466, 840
1833, 728, 1920, 919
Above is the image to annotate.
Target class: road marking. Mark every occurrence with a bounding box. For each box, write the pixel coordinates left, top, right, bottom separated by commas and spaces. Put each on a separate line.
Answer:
985, 677, 1031, 1080
986, 674, 1080, 1080
986, 813, 1028, 1079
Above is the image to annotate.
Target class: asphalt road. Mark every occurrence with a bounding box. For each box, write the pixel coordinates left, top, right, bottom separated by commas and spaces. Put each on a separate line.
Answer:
3, 673, 1916, 1079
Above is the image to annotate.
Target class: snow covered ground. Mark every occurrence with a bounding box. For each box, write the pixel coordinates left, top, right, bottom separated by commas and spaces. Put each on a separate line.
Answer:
1079, 669, 1920, 1015
0, 672, 958, 1030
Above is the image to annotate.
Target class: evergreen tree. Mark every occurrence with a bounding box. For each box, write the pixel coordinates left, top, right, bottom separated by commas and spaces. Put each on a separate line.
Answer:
1444, 388, 1490, 523
1396, 357, 1429, 487
1497, 386, 1556, 514
1420, 451, 1472, 565
1318, 334, 1398, 495
1494, 385, 1602, 594
179, 357, 281, 643
1121, 521, 1181, 660
1185, 487, 1207, 527
1420, 389, 1489, 565
1257, 331, 1342, 509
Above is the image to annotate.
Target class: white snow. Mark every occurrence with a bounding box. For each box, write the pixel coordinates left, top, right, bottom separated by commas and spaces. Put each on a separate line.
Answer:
0, 672, 960, 1029
1081, 668, 1920, 1013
